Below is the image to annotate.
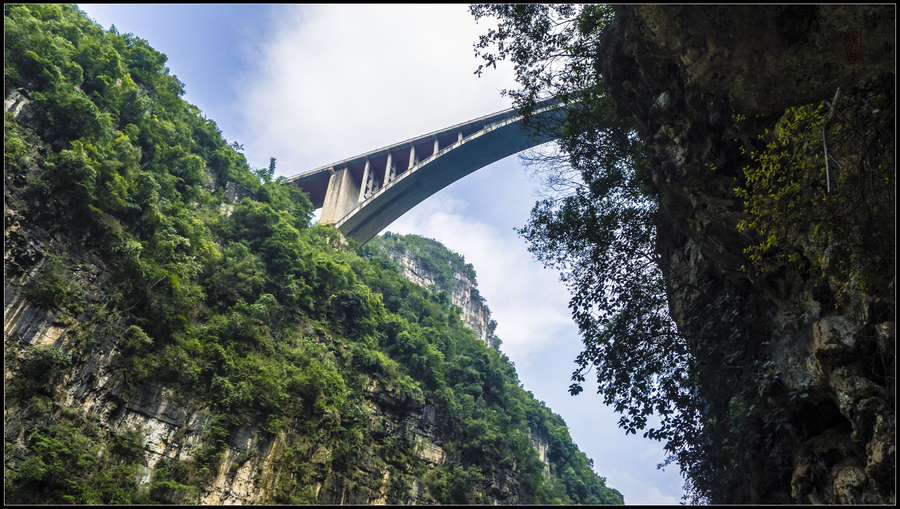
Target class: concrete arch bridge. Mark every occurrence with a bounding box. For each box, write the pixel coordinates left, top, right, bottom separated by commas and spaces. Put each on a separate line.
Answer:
285, 99, 565, 244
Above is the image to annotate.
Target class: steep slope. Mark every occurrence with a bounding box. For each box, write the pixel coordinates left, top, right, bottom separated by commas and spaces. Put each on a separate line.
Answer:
595, 5, 894, 503
4, 5, 622, 505
365, 233, 496, 348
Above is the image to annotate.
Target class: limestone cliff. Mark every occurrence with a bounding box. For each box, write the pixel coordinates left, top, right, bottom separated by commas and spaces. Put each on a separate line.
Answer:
369, 233, 495, 347
4, 246, 442, 504
596, 5, 894, 504
2, 225, 568, 504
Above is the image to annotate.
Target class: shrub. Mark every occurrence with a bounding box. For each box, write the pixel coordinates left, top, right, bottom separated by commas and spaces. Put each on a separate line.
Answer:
8, 344, 72, 399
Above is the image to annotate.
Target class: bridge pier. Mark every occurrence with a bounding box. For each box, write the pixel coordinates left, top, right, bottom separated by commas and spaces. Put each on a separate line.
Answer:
320, 167, 361, 224
408, 145, 418, 169
359, 160, 376, 203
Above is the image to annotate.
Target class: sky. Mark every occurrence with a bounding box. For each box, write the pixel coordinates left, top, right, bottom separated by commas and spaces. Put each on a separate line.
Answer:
77, 4, 685, 504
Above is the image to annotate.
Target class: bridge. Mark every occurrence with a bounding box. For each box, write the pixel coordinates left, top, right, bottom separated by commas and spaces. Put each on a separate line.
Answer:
285, 99, 566, 244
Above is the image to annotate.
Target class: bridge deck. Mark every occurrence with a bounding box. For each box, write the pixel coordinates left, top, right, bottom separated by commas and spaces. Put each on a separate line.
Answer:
285, 99, 566, 244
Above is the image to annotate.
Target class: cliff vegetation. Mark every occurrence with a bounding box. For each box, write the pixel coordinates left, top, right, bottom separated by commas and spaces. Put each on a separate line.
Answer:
4, 4, 623, 504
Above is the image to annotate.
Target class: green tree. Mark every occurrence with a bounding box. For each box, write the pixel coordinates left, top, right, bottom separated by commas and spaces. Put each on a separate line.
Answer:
471, 4, 614, 117
471, 3, 701, 498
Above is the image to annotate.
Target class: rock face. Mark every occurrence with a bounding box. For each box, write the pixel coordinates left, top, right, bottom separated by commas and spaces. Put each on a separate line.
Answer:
2, 254, 470, 505
3, 267, 432, 505
5, 233, 518, 504
596, 5, 894, 504
377, 235, 496, 347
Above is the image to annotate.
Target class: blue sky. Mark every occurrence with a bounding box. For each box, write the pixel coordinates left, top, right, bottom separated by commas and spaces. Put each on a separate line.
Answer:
77, 5, 685, 504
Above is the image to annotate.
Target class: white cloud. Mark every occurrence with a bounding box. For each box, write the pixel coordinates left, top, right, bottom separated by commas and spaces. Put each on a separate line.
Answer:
235, 4, 516, 174
232, 0, 578, 369
387, 191, 574, 368
629, 486, 682, 505
233, 4, 572, 368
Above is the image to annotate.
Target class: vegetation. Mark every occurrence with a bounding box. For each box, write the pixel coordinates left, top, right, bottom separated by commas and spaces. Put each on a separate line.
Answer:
365, 232, 486, 309
10, 418, 156, 504
472, 0, 700, 489
734, 77, 895, 296
4, 4, 622, 504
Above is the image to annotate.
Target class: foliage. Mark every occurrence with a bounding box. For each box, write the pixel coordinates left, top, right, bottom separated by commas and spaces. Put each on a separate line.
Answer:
23, 253, 84, 314
734, 75, 895, 296
7, 344, 72, 399
366, 232, 480, 297
5, 418, 154, 504
516, 98, 689, 443
471, 4, 615, 116
359, 237, 623, 504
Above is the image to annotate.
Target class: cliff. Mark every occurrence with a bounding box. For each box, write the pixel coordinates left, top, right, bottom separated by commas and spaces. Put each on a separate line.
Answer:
4, 262, 450, 504
596, 5, 894, 503
367, 233, 495, 347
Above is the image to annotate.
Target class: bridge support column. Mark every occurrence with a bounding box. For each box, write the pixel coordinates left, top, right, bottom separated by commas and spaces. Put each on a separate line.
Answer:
385, 153, 396, 184
408, 146, 418, 170
359, 159, 379, 203
320, 167, 361, 224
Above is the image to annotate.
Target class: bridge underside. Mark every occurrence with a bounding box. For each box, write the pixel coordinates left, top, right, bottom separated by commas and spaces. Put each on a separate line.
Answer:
286, 102, 564, 245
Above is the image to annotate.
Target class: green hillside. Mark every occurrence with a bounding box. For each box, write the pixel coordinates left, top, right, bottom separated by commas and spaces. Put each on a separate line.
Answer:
4, 4, 622, 504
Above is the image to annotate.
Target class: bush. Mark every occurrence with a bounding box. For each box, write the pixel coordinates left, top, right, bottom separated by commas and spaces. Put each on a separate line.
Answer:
8, 344, 72, 399
735, 76, 895, 296
24, 254, 83, 314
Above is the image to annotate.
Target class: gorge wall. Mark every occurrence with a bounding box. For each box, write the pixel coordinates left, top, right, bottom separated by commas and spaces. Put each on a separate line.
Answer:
3, 213, 579, 505
596, 5, 894, 503
3, 218, 449, 505
369, 233, 495, 347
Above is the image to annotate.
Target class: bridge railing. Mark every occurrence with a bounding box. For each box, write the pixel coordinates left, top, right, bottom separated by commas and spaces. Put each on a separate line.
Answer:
284, 96, 566, 185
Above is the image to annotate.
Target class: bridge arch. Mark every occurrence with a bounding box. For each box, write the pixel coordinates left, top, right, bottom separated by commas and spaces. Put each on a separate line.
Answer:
286, 100, 565, 244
